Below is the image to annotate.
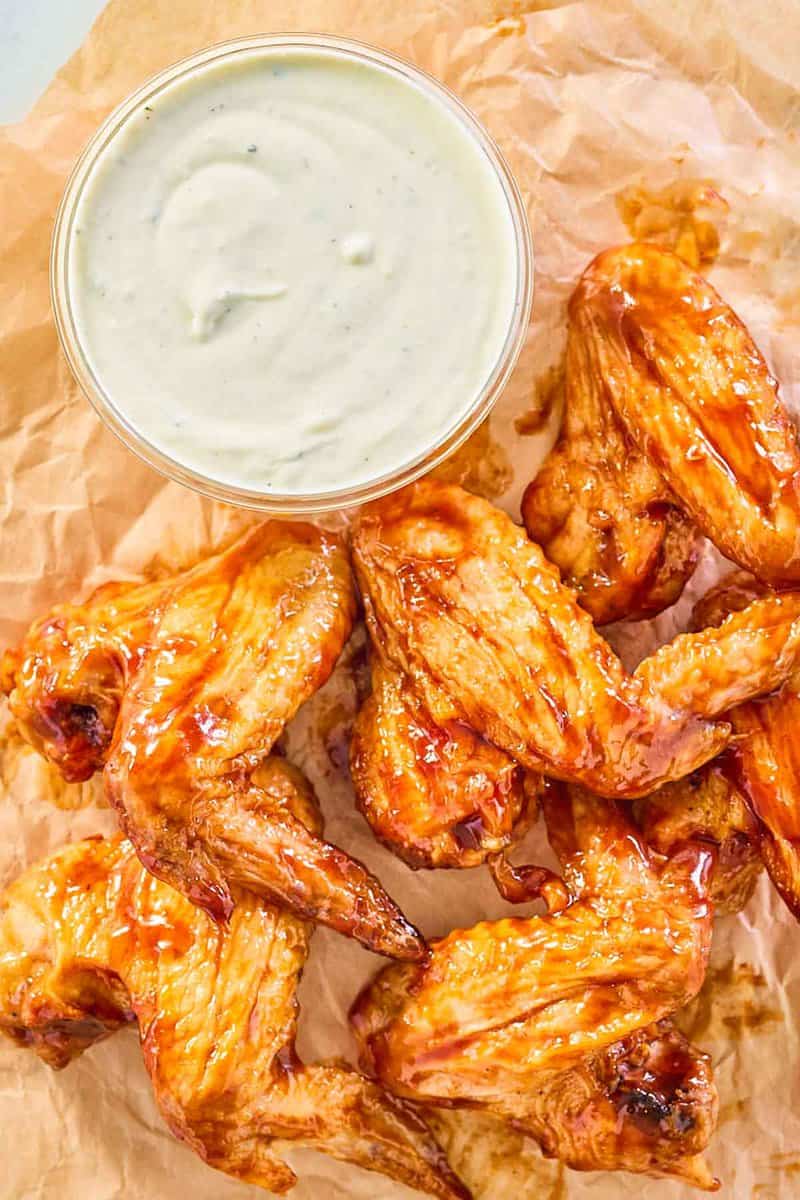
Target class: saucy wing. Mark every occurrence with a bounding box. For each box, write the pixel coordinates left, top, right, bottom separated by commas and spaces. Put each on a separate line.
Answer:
1, 521, 423, 960
350, 659, 537, 869
0, 760, 468, 1200
633, 762, 762, 916
692, 573, 800, 918
352, 789, 718, 1189
352, 480, 800, 800
523, 243, 800, 623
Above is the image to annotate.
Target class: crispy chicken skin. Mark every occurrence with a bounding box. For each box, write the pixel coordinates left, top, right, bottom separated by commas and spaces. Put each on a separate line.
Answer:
522, 243, 800, 623
351, 789, 718, 1189
692, 573, 800, 919
1, 522, 423, 960
0, 760, 468, 1200
351, 480, 800, 800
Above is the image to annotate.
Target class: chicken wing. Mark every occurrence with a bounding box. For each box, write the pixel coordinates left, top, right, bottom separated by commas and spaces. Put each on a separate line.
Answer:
351, 788, 718, 1189
352, 480, 800, 799
0, 759, 467, 1200
692, 573, 800, 918
1, 522, 423, 959
633, 762, 762, 915
522, 243, 800, 623
350, 659, 538, 868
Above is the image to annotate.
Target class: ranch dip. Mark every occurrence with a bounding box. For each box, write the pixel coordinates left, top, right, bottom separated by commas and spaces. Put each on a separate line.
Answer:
67, 44, 521, 496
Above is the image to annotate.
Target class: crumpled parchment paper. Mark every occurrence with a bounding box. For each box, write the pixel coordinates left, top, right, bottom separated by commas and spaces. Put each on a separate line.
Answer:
2, 1, 800, 1197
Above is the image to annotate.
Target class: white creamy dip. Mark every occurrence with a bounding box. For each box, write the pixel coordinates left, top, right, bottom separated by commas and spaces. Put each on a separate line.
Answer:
68, 44, 521, 496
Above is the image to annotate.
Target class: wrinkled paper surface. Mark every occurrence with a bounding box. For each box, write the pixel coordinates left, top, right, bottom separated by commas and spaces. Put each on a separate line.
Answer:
2, 1, 800, 1197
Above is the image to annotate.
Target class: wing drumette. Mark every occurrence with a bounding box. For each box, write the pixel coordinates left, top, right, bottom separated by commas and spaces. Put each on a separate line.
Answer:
351, 481, 800, 805
1, 522, 423, 959
522, 243, 800, 623
633, 762, 762, 916
351, 789, 718, 1190
0, 758, 467, 1200
350, 659, 539, 868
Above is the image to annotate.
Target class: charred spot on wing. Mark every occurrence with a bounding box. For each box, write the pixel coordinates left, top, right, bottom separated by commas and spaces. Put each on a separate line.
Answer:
37, 698, 108, 748
65, 702, 108, 747
27, 696, 115, 781
615, 1085, 696, 1136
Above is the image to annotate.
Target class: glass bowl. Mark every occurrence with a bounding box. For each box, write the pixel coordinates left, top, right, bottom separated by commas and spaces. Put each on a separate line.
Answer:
51, 33, 534, 514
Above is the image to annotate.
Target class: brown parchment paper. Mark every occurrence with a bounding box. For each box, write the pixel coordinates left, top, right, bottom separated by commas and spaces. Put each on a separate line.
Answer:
2, 1, 800, 1197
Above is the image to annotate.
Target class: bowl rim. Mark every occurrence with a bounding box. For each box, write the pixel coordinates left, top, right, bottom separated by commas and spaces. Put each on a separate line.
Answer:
50, 31, 534, 514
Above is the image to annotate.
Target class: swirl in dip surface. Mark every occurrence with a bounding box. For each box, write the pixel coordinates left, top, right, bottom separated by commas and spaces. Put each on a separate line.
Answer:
67, 44, 522, 496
